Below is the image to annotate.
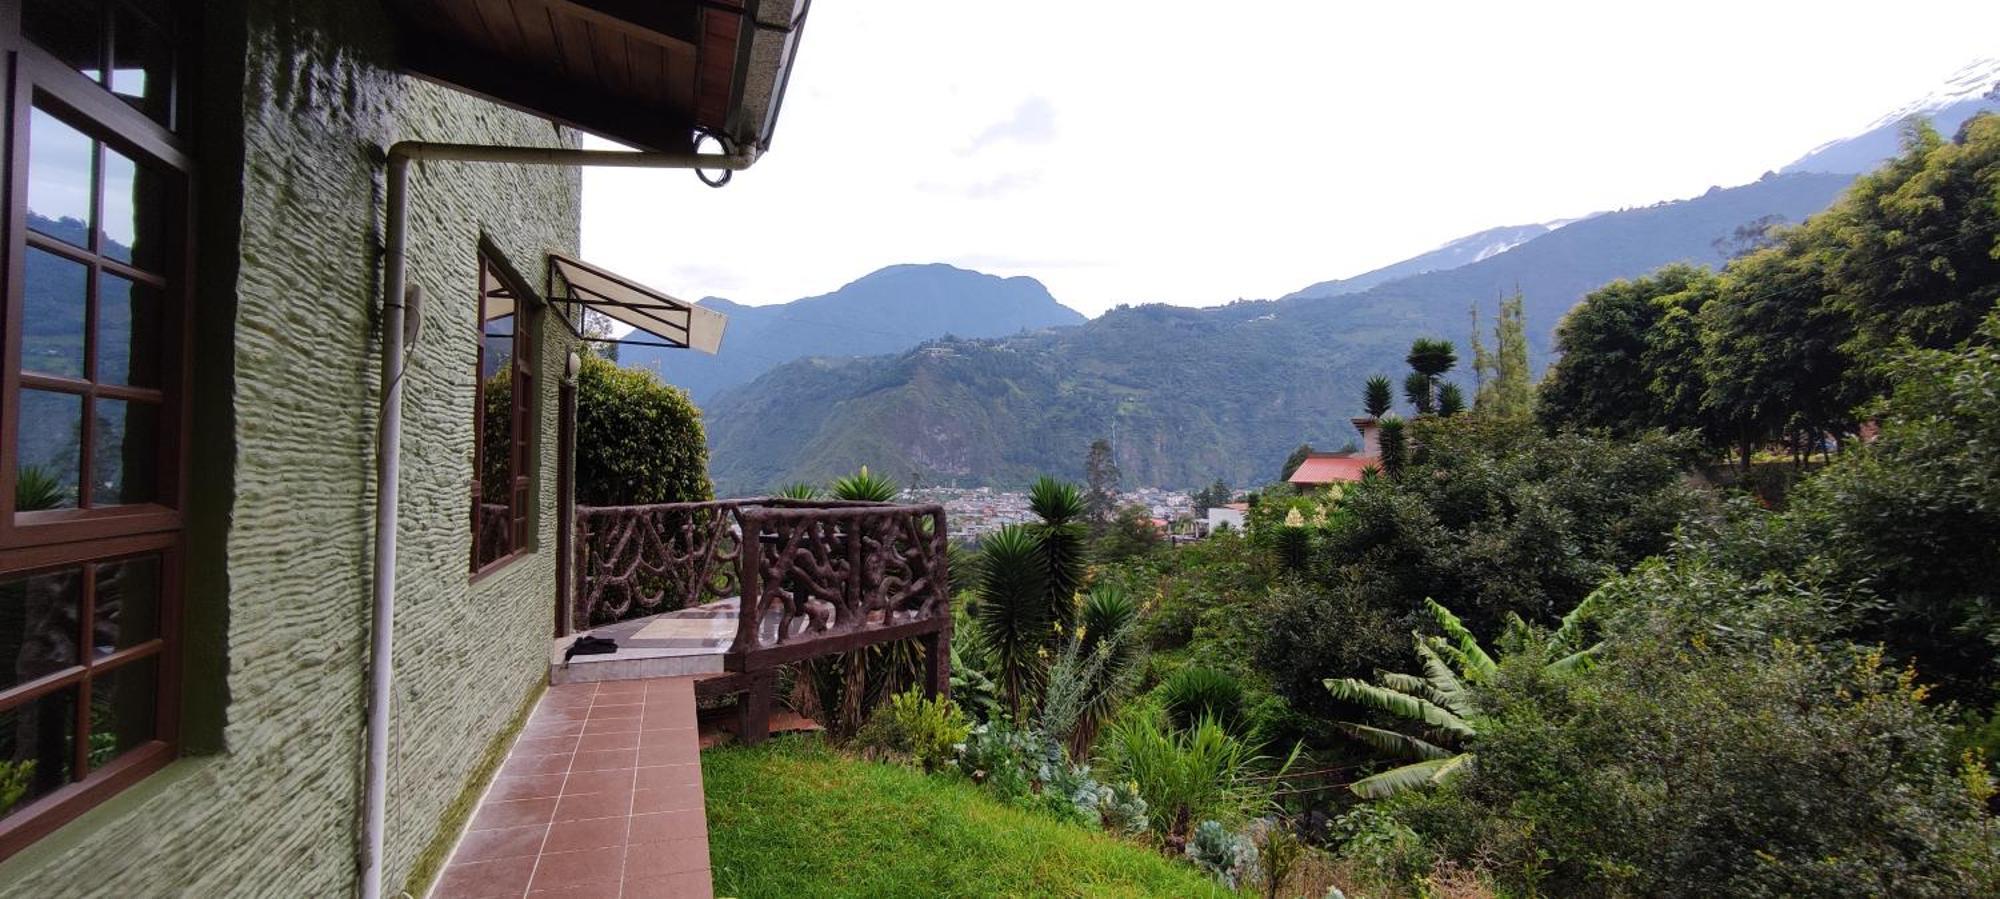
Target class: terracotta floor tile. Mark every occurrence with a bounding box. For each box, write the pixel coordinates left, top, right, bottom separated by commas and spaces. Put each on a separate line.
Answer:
515, 735, 580, 758
576, 731, 640, 753
530, 844, 627, 891
630, 783, 704, 817
562, 768, 636, 796
553, 790, 631, 824
637, 738, 698, 768
622, 868, 713, 899
522, 719, 586, 739
469, 796, 558, 832
622, 836, 711, 877
526, 882, 621, 899
434, 855, 537, 899
453, 823, 549, 863
581, 718, 641, 736
641, 706, 697, 732
595, 682, 646, 698
632, 815, 720, 851
488, 773, 566, 801
633, 763, 700, 791
533, 706, 591, 724
543, 815, 630, 854
502, 753, 573, 778
571, 748, 638, 772
588, 703, 642, 721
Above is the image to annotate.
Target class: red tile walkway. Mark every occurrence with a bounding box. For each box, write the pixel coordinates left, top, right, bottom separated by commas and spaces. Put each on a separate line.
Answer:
432, 677, 713, 899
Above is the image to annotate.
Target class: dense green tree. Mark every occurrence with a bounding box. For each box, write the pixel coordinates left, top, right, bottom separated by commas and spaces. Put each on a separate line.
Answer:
1381, 558, 2000, 897
1095, 504, 1163, 563
1402, 339, 1457, 415
1828, 116, 2000, 368
1538, 265, 1711, 436
574, 355, 712, 505
1363, 376, 1394, 418
1699, 240, 1861, 467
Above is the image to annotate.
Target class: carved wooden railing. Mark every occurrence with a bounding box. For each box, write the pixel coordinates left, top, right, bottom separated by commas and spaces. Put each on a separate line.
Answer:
571, 498, 951, 659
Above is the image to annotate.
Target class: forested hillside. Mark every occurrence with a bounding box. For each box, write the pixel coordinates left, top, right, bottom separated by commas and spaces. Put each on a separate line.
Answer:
623, 263, 1082, 403
705, 172, 1852, 492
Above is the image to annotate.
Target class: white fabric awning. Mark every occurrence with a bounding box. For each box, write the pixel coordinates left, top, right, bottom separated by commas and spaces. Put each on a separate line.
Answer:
547, 253, 727, 354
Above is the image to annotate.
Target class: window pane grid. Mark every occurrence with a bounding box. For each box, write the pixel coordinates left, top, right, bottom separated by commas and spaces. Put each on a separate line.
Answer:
0, 552, 164, 814
473, 255, 532, 573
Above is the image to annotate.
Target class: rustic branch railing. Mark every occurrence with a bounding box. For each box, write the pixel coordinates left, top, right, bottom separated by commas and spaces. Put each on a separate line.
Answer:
572, 497, 951, 660
572, 498, 952, 742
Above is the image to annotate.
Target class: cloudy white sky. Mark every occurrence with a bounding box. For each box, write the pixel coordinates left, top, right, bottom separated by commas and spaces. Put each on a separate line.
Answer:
582, 1, 2000, 318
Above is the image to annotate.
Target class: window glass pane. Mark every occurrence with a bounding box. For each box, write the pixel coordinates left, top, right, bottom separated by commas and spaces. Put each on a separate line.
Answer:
0, 686, 79, 820
109, 4, 174, 127
87, 657, 156, 770
0, 567, 83, 690
26, 108, 95, 250
16, 390, 83, 512
22, 0, 104, 83
96, 273, 161, 388
93, 398, 158, 506
21, 247, 89, 379
92, 556, 159, 656
100, 144, 167, 271
476, 263, 518, 568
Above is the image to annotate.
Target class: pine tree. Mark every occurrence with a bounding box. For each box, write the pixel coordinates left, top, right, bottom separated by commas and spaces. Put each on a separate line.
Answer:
1475, 291, 1533, 417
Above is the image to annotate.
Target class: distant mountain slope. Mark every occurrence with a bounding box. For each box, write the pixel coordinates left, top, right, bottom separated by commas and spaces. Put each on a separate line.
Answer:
706, 173, 1854, 492
623, 263, 1083, 403
1783, 57, 2000, 174
1281, 222, 1557, 300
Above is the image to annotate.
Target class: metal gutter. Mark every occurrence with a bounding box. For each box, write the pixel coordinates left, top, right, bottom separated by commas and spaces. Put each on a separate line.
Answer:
363, 140, 754, 899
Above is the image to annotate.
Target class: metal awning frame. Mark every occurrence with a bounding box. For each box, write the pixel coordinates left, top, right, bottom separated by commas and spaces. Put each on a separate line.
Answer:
547, 253, 724, 352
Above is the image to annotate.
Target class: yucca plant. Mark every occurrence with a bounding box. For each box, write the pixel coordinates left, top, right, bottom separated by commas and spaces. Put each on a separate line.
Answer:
1437, 382, 1466, 417
1325, 595, 1602, 798
1377, 415, 1409, 478
974, 525, 1050, 718
774, 481, 823, 500
1362, 375, 1394, 418
830, 465, 898, 502
1027, 476, 1088, 635
1158, 666, 1250, 738
15, 464, 62, 512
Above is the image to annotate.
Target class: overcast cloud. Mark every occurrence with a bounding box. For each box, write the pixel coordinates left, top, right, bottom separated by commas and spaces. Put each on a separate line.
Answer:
581, 1, 2000, 317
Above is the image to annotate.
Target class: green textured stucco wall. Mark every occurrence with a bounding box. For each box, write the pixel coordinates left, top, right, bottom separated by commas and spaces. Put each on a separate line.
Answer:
0, 0, 582, 894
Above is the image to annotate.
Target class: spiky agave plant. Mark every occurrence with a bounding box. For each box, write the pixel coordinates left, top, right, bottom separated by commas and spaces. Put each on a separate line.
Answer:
774, 481, 823, 500
1325, 595, 1602, 798
974, 525, 1051, 718
1376, 415, 1409, 478
830, 465, 898, 502
1437, 382, 1466, 417
1027, 476, 1088, 634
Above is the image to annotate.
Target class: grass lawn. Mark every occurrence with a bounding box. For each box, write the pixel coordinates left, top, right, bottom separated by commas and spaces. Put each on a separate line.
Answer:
702, 736, 1230, 898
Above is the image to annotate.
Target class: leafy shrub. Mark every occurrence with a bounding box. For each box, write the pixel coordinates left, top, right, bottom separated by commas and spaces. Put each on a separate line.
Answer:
1103, 709, 1268, 840
1255, 580, 1407, 719
575, 354, 712, 505
953, 719, 1146, 832
1375, 561, 2000, 897
855, 688, 970, 773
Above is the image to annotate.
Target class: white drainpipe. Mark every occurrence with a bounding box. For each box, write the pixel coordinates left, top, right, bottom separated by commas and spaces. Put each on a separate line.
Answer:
364, 140, 754, 899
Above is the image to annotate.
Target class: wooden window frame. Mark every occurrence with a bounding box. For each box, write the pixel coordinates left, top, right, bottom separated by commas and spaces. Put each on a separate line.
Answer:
0, 1, 191, 862
471, 250, 534, 578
